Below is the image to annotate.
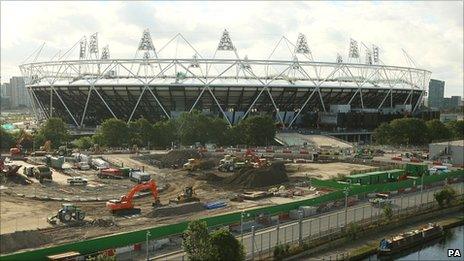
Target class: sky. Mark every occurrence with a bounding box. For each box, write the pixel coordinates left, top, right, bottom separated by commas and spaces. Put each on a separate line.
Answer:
1, 1, 463, 96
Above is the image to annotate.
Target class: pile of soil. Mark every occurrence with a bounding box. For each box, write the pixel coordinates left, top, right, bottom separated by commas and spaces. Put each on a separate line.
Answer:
136, 149, 202, 168
0, 230, 52, 254
225, 161, 289, 188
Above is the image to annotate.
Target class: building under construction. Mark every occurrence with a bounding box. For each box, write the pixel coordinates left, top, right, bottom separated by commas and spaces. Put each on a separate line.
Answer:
19, 30, 432, 134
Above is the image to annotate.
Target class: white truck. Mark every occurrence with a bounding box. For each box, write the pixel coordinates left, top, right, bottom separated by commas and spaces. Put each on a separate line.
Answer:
369, 193, 393, 206
91, 158, 110, 170
129, 169, 151, 183
67, 177, 88, 186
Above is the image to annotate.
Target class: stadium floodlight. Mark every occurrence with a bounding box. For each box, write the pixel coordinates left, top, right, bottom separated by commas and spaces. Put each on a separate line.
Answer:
189, 54, 200, 68
79, 37, 87, 59
88, 33, 99, 56
143, 51, 150, 60
292, 56, 300, 69
101, 45, 109, 60
295, 33, 311, 54
138, 29, 155, 51
348, 39, 359, 58
240, 55, 251, 70
365, 50, 373, 65
217, 29, 235, 51
336, 53, 343, 63
373, 45, 379, 63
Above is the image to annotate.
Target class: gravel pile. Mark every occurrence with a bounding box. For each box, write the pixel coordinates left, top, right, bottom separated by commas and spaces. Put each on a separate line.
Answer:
225, 161, 289, 188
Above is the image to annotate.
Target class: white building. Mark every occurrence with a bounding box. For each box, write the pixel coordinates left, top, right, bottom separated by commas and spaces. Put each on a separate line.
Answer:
429, 140, 464, 167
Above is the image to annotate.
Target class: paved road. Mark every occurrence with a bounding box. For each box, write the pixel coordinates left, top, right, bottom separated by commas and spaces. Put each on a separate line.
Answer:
143, 182, 464, 261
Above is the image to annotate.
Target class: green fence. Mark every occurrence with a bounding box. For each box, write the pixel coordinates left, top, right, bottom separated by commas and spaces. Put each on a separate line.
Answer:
1, 170, 462, 261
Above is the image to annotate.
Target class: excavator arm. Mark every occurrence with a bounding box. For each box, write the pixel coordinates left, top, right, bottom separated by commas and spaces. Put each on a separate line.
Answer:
107, 179, 158, 215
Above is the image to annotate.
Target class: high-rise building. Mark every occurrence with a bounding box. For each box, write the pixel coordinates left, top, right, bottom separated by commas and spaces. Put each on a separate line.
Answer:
428, 79, 445, 109
443, 96, 462, 110
1, 82, 12, 109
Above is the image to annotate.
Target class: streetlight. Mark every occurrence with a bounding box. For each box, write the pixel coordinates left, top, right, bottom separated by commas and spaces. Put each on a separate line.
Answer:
240, 211, 250, 243
343, 187, 350, 228
420, 173, 424, 207
146, 230, 151, 261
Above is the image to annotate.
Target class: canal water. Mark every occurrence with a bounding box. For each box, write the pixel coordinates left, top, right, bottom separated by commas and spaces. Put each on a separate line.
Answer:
364, 225, 463, 261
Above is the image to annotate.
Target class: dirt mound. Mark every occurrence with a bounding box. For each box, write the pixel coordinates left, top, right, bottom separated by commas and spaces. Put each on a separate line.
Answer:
89, 218, 116, 227
136, 150, 202, 168
197, 171, 225, 182
0, 230, 52, 254
225, 161, 289, 188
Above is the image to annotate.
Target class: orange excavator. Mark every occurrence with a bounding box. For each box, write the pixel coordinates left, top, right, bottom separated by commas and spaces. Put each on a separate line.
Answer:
244, 149, 269, 168
106, 179, 160, 215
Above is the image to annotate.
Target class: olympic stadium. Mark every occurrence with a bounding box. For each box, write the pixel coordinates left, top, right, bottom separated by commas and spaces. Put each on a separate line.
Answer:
19, 29, 431, 133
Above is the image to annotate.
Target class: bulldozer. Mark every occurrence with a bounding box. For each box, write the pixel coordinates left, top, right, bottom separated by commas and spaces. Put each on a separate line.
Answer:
47, 203, 86, 224
218, 155, 245, 172
170, 186, 200, 204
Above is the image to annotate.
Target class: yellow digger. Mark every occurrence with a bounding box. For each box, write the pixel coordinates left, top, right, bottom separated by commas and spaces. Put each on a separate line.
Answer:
170, 186, 200, 204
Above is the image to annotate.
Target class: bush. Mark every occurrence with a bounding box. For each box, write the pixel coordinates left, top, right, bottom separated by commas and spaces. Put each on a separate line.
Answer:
434, 186, 456, 207
346, 223, 360, 240
273, 244, 290, 261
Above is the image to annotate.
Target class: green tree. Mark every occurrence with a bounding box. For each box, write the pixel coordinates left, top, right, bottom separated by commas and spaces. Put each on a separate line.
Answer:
35, 117, 69, 149
73, 136, 93, 150
434, 186, 456, 207
95, 118, 129, 147
177, 111, 212, 145
209, 228, 245, 261
182, 220, 212, 261
207, 117, 229, 145
383, 205, 393, 220
0, 128, 16, 150
152, 119, 178, 148
373, 122, 393, 145
446, 120, 464, 139
387, 118, 428, 145
128, 118, 153, 147
236, 115, 276, 146
426, 119, 451, 142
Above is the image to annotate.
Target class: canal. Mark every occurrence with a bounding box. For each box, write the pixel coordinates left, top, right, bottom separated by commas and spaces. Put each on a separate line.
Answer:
364, 225, 463, 260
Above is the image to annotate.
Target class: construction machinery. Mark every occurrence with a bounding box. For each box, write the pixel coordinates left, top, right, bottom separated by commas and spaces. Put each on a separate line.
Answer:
47, 203, 86, 224
23, 165, 53, 183
183, 158, 202, 171
106, 179, 159, 215
218, 155, 245, 172
67, 177, 88, 186
9, 131, 33, 160
170, 186, 200, 204
244, 149, 269, 168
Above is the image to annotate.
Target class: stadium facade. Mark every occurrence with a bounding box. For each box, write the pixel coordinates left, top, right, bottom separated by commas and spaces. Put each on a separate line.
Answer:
19, 30, 431, 132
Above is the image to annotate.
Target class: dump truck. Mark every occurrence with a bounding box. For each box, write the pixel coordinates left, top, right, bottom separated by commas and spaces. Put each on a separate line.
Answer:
67, 177, 88, 186
129, 169, 151, 183
98, 168, 124, 179
183, 158, 202, 171
48, 203, 85, 224
24, 165, 52, 183
218, 155, 245, 172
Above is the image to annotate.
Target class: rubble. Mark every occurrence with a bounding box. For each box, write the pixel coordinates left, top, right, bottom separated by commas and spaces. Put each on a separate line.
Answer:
225, 161, 289, 188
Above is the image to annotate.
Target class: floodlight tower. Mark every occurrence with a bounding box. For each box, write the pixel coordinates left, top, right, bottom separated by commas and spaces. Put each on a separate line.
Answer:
348, 38, 360, 63
101, 45, 110, 60
372, 45, 380, 64
135, 29, 163, 77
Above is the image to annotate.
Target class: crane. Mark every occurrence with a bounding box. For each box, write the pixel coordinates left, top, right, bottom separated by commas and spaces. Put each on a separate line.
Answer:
106, 179, 159, 215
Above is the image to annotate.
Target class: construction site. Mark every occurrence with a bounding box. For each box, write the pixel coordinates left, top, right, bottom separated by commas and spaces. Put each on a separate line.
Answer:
1, 129, 463, 260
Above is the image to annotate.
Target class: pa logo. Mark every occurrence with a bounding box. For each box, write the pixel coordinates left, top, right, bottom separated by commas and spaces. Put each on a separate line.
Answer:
447, 249, 462, 257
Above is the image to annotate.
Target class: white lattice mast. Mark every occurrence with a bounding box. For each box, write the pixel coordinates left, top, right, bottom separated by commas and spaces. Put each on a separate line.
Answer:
348, 38, 360, 63
209, 29, 240, 78
134, 28, 163, 77
372, 45, 380, 64
294, 33, 313, 61
88, 33, 99, 60
101, 45, 110, 60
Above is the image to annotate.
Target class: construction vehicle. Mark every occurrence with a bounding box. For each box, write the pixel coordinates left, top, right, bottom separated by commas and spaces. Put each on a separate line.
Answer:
23, 165, 53, 183
45, 155, 65, 170
129, 169, 151, 183
183, 158, 202, 171
170, 186, 200, 204
244, 149, 269, 168
47, 203, 85, 224
9, 131, 33, 160
67, 177, 88, 186
218, 155, 245, 172
106, 179, 159, 215
98, 168, 124, 179
369, 193, 393, 207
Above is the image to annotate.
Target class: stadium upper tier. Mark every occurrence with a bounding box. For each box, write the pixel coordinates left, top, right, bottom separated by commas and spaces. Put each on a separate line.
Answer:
19, 30, 431, 127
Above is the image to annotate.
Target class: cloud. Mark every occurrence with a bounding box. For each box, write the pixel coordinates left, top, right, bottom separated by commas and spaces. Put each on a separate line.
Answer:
1, 1, 462, 96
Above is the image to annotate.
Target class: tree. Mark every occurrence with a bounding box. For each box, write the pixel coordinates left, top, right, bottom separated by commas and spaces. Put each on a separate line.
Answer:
383, 205, 393, 220
207, 117, 229, 145
209, 228, 245, 261
0, 128, 16, 150
426, 120, 451, 142
35, 117, 69, 149
177, 111, 212, 145
434, 186, 456, 207
152, 119, 178, 148
95, 118, 129, 147
182, 220, 212, 261
128, 118, 153, 147
446, 120, 464, 140
236, 115, 276, 146
373, 123, 393, 145
73, 136, 93, 150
